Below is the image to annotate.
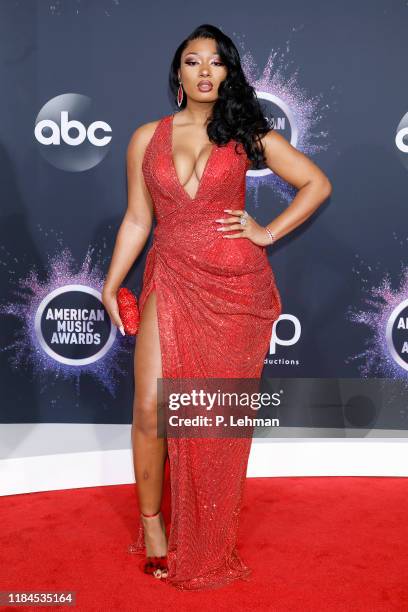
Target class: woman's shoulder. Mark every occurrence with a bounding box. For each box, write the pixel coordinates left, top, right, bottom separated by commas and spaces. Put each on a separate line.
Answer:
127, 115, 169, 159
130, 115, 170, 142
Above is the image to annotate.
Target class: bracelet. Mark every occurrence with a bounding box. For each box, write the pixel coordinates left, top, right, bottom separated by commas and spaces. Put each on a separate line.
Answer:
264, 227, 275, 244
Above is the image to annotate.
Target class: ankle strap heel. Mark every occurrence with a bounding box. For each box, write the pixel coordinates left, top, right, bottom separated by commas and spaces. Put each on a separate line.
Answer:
141, 510, 161, 518
140, 509, 168, 579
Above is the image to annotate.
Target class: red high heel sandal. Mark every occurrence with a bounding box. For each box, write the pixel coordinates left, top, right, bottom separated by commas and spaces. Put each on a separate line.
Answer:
140, 510, 168, 579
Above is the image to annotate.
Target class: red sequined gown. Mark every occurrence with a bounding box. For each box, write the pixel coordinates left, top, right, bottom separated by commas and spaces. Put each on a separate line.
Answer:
129, 113, 282, 590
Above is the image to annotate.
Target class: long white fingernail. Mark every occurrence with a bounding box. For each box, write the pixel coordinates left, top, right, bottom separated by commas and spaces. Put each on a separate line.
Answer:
119, 325, 125, 336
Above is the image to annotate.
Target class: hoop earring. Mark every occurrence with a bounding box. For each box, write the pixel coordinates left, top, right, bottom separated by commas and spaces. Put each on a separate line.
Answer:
177, 80, 184, 108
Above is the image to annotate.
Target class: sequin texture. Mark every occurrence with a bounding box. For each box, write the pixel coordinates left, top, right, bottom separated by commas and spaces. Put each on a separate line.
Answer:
128, 114, 282, 590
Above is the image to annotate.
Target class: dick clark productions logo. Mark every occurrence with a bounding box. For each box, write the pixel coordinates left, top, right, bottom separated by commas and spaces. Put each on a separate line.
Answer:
34, 285, 116, 366
34, 93, 112, 172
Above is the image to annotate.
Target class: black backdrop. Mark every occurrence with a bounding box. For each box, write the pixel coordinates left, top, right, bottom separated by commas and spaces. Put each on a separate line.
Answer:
1, 0, 408, 428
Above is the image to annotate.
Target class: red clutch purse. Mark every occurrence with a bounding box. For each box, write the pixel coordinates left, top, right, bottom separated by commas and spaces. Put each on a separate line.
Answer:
117, 287, 140, 336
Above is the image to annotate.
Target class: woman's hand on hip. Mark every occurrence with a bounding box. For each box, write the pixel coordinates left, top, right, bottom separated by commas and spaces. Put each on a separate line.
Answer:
214, 209, 274, 247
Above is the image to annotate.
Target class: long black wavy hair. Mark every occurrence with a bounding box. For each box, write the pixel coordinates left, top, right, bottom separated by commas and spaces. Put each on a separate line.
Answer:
168, 24, 273, 169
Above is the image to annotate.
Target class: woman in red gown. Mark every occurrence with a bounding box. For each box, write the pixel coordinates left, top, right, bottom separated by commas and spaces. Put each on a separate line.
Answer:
103, 24, 332, 590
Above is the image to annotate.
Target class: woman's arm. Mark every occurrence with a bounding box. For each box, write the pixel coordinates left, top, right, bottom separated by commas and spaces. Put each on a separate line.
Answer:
219, 130, 333, 246
260, 130, 332, 242
102, 120, 158, 332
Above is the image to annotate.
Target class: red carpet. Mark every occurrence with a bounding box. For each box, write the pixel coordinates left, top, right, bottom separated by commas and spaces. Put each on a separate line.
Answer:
1, 477, 408, 611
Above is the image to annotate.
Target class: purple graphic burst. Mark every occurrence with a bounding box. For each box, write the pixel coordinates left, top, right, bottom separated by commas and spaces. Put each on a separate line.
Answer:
0, 235, 132, 397
238, 39, 332, 206
346, 241, 408, 383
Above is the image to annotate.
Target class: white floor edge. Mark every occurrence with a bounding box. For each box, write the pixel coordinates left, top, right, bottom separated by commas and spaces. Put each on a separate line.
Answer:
2, 440, 408, 496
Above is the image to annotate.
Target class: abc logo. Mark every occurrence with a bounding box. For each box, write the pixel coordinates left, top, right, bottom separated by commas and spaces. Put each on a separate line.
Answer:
34, 93, 112, 172
395, 111, 408, 171
395, 126, 408, 153
35, 111, 111, 147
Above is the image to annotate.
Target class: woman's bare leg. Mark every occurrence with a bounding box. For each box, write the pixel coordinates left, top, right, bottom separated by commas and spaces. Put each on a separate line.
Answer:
131, 289, 168, 560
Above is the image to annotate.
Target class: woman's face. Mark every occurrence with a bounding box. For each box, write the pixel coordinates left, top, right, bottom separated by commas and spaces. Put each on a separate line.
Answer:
178, 37, 228, 104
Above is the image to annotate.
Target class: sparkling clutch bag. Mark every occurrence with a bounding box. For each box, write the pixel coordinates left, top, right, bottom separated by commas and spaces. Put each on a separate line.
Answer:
117, 287, 140, 336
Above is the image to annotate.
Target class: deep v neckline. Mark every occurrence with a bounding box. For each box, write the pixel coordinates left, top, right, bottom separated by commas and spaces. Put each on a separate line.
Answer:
169, 113, 217, 203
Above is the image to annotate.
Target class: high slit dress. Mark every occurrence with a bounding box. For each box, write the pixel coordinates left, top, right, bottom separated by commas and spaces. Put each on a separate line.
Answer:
128, 113, 282, 591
